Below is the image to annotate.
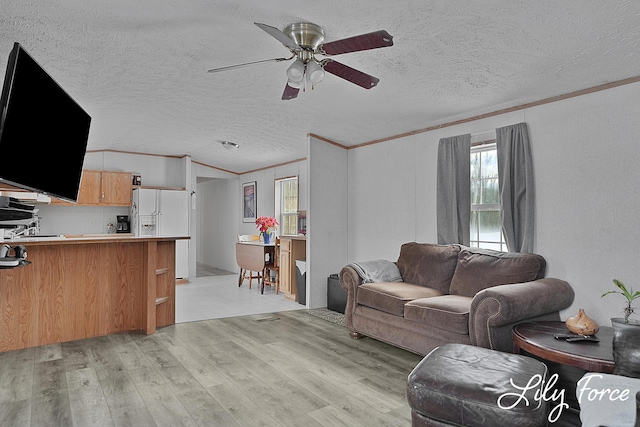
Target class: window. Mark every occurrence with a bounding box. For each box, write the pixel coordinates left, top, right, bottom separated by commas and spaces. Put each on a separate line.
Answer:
470, 143, 507, 251
275, 177, 298, 235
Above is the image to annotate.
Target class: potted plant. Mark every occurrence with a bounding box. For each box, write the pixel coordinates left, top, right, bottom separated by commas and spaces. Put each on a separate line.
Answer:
255, 216, 278, 244
602, 279, 640, 329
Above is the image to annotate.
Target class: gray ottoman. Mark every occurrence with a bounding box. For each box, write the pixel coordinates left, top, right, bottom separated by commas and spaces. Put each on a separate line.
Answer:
407, 344, 550, 426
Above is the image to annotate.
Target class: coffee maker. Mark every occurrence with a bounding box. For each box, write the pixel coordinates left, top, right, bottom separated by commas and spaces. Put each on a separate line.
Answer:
116, 215, 130, 233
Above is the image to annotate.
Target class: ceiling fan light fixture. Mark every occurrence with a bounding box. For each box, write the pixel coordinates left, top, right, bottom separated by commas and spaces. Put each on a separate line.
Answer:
286, 59, 305, 80
306, 60, 324, 84
220, 141, 239, 150
286, 78, 302, 89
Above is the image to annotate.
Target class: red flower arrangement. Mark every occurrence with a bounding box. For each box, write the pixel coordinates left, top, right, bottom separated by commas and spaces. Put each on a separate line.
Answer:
255, 216, 279, 233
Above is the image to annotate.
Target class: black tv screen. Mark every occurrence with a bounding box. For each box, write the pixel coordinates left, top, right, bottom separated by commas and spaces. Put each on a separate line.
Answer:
0, 42, 90, 202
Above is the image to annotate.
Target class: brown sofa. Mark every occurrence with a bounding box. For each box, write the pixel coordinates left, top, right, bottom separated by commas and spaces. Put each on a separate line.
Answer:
339, 242, 574, 355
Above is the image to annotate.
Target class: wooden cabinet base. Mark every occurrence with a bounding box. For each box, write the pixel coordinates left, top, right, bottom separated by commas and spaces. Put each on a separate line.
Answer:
0, 238, 179, 352
279, 236, 306, 302
142, 240, 176, 334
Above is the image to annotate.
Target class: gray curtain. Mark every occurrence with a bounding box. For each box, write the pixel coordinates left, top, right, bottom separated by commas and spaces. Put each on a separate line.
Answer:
496, 122, 535, 253
437, 134, 471, 245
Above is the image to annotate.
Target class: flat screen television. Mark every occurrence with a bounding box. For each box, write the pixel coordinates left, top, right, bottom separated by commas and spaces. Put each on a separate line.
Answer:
0, 42, 91, 203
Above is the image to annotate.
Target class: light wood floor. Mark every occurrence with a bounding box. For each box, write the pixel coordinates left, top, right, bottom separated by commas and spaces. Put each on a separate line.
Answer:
0, 310, 423, 427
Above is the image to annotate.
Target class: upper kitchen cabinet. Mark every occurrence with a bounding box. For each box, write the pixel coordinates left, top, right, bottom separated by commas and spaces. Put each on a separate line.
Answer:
51, 170, 132, 206
101, 171, 133, 205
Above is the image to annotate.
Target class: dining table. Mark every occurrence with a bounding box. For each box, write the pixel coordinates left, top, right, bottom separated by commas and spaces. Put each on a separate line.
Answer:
235, 241, 275, 288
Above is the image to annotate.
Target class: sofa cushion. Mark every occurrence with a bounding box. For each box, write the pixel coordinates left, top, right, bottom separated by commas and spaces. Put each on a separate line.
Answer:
357, 282, 444, 316
396, 243, 461, 293
449, 247, 546, 298
404, 295, 472, 335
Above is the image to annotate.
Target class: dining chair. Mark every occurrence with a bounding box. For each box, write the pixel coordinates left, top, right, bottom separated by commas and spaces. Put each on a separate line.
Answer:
237, 234, 262, 289
262, 238, 280, 295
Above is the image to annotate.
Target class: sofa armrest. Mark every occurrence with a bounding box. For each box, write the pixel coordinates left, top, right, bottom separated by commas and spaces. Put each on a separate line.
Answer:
469, 278, 574, 351
339, 265, 365, 333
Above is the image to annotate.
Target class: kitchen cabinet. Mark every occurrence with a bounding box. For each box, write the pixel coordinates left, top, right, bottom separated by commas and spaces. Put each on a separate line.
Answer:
280, 239, 292, 294
51, 170, 132, 206
279, 236, 306, 301
75, 170, 102, 204
101, 171, 133, 205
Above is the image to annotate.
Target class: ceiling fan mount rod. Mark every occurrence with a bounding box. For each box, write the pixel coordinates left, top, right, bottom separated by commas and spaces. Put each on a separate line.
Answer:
294, 49, 321, 64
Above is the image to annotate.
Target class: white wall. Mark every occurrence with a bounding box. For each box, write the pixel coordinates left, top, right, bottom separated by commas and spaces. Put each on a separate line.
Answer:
307, 136, 348, 309
347, 135, 422, 261
530, 83, 640, 325
346, 82, 640, 326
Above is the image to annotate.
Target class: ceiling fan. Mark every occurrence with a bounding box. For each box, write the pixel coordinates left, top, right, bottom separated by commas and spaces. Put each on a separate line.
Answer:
207, 22, 394, 100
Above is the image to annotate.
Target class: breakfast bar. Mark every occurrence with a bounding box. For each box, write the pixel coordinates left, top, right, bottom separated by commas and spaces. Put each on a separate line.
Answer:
0, 234, 188, 352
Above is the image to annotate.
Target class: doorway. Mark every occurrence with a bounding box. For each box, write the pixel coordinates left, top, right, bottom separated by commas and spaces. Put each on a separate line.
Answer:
195, 177, 238, 276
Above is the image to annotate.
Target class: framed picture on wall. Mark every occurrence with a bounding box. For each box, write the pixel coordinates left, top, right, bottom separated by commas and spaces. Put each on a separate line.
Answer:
242, 181, 257, 223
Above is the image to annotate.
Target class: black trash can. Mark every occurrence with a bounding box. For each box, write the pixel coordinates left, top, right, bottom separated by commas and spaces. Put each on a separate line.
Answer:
296, 260, 306, 305
327, 273, 347, 314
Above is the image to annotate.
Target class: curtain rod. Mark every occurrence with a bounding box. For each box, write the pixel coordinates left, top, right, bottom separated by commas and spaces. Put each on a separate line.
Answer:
471, 139, 496, 147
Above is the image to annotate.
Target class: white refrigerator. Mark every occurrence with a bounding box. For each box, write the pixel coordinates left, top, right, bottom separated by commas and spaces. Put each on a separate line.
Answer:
131, 188, 189, 279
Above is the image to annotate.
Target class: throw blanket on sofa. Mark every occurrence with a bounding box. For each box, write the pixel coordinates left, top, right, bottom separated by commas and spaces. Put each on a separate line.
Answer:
347, 259, 403, 283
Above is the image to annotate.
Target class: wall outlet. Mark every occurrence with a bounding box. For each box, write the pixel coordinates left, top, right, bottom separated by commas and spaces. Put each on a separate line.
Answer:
89, 219, 95, 227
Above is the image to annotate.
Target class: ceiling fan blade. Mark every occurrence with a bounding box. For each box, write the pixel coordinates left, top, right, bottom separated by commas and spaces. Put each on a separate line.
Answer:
282, 84, 300, 100
254, 22, 302, 52
207, 57, 292, 73
323, 60, 380, 89
320, 30, 393, 56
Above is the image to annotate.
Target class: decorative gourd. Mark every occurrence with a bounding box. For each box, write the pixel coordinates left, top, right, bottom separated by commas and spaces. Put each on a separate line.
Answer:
565, 308, 599, 336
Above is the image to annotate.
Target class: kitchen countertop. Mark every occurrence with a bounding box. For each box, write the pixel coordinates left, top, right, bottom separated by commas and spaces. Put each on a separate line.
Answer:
3, 234, 189, 246
280, 234, 307, 240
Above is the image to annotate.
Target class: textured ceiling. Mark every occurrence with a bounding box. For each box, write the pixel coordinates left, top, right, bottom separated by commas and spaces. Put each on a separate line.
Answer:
1, 1, 639, 173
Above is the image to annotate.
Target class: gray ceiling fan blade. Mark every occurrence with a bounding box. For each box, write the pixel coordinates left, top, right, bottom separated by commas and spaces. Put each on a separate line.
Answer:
207, 57, 291, 73
255, 22, 302, 52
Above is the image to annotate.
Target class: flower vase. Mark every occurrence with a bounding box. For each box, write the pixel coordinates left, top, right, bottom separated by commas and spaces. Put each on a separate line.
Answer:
262, 231, 271, 244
